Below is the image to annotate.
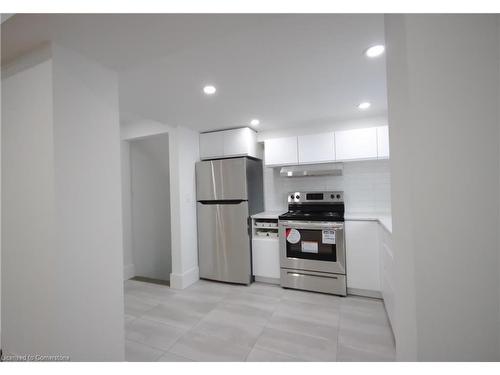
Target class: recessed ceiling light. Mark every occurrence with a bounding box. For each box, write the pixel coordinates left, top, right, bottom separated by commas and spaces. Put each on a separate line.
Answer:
203, 85, 216, 95
365, 45, 385, 58
358, 102, 371, 110
250, 119, 260, 126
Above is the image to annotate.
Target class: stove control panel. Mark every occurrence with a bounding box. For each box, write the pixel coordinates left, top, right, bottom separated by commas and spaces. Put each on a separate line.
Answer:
287, 191, 344, 204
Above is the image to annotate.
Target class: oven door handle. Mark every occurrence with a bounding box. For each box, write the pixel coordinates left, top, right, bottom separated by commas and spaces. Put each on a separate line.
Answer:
278, 221, 344, 230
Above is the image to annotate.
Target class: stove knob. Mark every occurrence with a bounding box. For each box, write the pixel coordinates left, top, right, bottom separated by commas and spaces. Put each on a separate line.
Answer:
336, 194, 341, 199
295, 194, 300, 200
290, 194, 295, 200
330, 194, 335, 199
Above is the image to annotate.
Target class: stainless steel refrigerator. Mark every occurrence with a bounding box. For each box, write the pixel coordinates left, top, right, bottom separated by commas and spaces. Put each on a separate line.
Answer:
196, 157, 264, 285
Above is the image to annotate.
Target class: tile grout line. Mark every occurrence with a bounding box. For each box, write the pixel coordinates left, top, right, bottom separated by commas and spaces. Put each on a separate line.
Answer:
336, 297, 345, 361
165, 293, 233, 362
246, 290, 320, 362
124, 338, 167, 361
243, 292, 283, 361
258, 289, 342, 361
125, 286, 214, 361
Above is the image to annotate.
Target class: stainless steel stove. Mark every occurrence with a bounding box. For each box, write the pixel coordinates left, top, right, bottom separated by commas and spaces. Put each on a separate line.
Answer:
278, 191, 347, 296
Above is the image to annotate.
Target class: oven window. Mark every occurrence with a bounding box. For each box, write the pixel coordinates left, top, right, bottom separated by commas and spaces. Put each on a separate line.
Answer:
286, 229, 337, 262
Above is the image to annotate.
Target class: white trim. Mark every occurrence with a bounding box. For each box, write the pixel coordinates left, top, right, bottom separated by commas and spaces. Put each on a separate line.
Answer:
170, 266, 199, 289
347, 287, 382, 299
123, 264, 135, 280
254, 276, 280, 285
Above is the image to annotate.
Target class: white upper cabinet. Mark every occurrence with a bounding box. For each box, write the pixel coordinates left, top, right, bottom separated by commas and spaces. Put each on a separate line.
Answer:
264, 136, 298, 166
335, 127, 378, 161
223, 127, 257, 158
199, 131, 224, 159
200, 127, 257, 160
298, 132, 335, 164
263, 126, 389, 166
377, 126, 390, 159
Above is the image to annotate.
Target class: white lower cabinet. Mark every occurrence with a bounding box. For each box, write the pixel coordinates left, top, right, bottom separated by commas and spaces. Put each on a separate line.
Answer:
252, 238, 280, 279
345, 220, 381, 293
379, 224, 395, 328
345, 219, 395, 334
251, 217, 280, 280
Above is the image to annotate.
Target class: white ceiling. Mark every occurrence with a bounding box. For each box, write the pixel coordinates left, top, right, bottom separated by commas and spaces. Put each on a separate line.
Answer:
1, 14, 387, 132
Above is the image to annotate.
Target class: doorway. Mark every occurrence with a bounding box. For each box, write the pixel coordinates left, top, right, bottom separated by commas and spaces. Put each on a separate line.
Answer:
121, 133, 172, 285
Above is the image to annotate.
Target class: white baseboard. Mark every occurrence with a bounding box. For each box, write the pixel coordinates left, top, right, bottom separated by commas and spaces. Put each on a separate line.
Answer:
254, 276, 280, 285
347, 287, 382, 299
170, 266, 199, 289
123, 264, 135, 280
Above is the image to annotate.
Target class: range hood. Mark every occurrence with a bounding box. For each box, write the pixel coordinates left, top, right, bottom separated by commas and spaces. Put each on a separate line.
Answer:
279, 163, 343, 177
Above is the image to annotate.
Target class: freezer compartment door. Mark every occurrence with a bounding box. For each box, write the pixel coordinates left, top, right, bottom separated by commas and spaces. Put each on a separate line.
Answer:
197, 201, 251, 284
196, 158, 248, 201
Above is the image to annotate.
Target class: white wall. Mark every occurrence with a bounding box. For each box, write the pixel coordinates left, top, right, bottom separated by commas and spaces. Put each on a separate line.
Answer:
2, 56, 56, 359
121, 141, 135, 279
264, 160, 391, 214
121, 119, 200, 289
498, 16, 500, 360
51, 44, 125, 360
129, 134, 171, 281
168, 126, 200, 289
0, 21, 3, 349
2, 44, 124, 360
384, 15, 418, 361
386, 14, 500, 361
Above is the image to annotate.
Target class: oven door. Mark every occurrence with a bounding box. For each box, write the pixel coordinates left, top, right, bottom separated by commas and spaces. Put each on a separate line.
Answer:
279, 220, 346, 275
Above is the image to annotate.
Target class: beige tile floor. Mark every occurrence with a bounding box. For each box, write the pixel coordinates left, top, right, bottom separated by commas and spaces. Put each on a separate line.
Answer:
124, 279, 395, 362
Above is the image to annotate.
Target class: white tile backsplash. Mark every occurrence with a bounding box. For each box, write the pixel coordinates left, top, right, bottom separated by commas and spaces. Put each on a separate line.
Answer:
263, 160, 391, 214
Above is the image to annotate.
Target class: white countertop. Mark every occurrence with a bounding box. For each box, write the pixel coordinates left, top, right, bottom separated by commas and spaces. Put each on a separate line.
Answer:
345, 212, 392, 233
251, 211, 285, 220
252, 210, 392, 233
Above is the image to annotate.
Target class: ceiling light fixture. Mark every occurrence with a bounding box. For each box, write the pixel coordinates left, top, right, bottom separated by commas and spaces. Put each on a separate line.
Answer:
358, 102, 371, 110
365, 45, 385, 58
250, 119, 260, 126
203, 85, 217, 95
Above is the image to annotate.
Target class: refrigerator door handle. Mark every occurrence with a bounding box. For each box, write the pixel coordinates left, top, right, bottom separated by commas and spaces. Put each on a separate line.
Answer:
198, 200, 247, 205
